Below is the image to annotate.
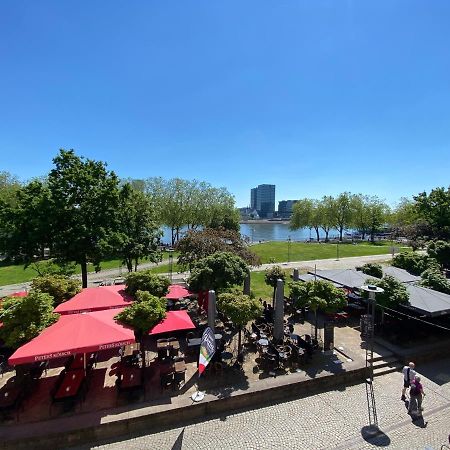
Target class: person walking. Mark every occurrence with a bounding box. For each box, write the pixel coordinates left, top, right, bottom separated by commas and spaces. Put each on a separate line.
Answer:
401, 361, 416, 401
408, 376, 425, 416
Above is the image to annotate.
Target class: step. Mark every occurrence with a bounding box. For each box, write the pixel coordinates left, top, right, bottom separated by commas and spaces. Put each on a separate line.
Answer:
373, 363, 402, 377
371, 356, 399, 369
368, 352, 395, 363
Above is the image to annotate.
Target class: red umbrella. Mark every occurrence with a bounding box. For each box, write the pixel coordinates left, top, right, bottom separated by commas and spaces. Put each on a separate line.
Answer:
8, 308, 135, 365
10, 291, 28, 297
165, 284, 192, 300
54, 285, 132, 315
148, 311, 195, 336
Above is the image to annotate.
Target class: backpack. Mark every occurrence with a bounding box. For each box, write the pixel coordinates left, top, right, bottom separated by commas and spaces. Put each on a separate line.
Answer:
410, 383, 418, 396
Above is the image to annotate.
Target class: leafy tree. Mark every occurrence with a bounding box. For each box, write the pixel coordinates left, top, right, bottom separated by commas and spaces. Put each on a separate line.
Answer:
188, 252, 248, 293
124, 270, 170, 297
353, 195, 389, 241
217, 292, 262, 357
290, 199, 321, 241
361, 263, 383, 278
427, 240, 450, 270
420, 268, 450, 294
330, 192, 354, 241
48, 149, 120, 288
392, 252, 439, 275
115, 183, 161, 272
29, 259, 77, 277
264, 265, 286, 306
414, 187, 450, 239
115, 295, 166, 368
364, 275, 409, 308
176, 228, 260, 271
317, 196, 334, 242
0, 171, 21, 207
0, 291, 58, 349
30, 275, 81, 306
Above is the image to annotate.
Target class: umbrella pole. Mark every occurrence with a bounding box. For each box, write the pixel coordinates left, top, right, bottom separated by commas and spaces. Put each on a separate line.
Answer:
84, 353, 86, 375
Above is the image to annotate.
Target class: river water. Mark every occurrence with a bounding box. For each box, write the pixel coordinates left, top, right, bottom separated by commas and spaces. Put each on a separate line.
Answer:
160, 223, 334, 244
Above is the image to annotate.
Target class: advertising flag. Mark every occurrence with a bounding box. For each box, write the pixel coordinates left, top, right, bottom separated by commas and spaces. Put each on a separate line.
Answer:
198, 326, 216, 376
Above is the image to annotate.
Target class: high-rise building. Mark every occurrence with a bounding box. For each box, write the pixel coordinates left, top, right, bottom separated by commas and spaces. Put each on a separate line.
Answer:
250, 184, 276, 218
278, 200, 298, 219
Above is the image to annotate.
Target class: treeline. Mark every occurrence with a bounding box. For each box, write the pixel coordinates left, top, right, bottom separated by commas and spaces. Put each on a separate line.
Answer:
290, 189, 450, 243
0, 149, 239, 287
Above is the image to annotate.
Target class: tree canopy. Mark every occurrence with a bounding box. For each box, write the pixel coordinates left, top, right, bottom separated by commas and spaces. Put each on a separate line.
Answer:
360, 263, 383, 278
188, 252, 249, 293
0, 291, 58, 349
124, 270, 170, 298
364, 275, 409, 308
427, 240, 450, 270
30, 274, 81, 306
176, 228, 260, 271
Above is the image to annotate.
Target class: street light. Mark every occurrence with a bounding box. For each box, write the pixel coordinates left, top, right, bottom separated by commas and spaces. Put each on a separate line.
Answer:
168, 248, 174, 283
287, 236, 291, 263
336, 241, 340, 261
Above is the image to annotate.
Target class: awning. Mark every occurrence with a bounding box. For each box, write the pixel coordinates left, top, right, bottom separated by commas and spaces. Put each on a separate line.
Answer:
165, 284, 192, 300
54, 285, 132, 315
8, 308, 135, 365
10, 291, 28, 297
148, 310, 195, 335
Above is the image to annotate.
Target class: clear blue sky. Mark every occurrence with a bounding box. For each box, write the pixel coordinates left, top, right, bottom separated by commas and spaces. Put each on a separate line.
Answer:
1, 1, 449, 208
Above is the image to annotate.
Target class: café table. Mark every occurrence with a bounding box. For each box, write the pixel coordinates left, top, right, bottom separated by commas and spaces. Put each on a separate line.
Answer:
187, 334, 223, 348
53, 370, 85, 402
173, 360, 186, 373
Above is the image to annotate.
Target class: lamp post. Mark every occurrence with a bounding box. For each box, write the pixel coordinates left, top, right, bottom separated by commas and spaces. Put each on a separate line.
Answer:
287, 236, 291, 263
168, 248, 174, 283
336, 241, 340, 261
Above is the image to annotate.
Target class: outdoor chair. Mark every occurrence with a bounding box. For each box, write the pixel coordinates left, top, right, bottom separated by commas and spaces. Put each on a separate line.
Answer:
160, 373, 174, 392
173, 370, 185, 388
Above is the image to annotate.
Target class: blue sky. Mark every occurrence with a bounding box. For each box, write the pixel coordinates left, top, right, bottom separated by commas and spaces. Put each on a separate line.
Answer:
1, 1, 449, 207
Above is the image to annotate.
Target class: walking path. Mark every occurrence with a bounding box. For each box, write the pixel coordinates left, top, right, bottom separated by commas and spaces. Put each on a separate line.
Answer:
0, 254, 392, 297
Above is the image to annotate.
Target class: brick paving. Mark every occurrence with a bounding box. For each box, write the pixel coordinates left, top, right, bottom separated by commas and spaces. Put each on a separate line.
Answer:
74, 358, 450, 450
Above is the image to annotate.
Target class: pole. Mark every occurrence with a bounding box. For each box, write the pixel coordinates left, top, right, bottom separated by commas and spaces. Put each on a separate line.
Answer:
287, 236, 291, 263
168, 249, 174, 283
369, 291, 376, 381
336, 242, 340, 261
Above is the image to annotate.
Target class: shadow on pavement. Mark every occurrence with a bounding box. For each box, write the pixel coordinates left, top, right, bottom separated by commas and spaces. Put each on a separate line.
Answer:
361, 425, 391, 446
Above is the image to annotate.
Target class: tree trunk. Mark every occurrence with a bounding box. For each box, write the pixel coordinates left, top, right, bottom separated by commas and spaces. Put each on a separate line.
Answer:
315, 227, 320, 242
126, 257, 133, 272
325, 230, 329, 242
314, 309, 318, 341
81, 257, 88, 288
134, 258, 138, 272
171, 227, 176, 247
339, 227, 343, 241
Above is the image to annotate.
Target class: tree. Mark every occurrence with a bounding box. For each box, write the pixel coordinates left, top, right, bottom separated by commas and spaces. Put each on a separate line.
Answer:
353, 195, 389, 241
317, 196, 334, 242
290, 199, 321, 241
364, 275, 409, 309
30, 275, 81, 306
361, 263, 383, 278
392, 252, 439, 276
115, 183, 161, 272
0, 291, 58, 349
176, 228, 260, 271
188, 252, 249, 293
264, 266, 286, 306
330, 192, 354, 241
0, 171, 21, 207
115, 294, 166, 368
48, 149, 120, 288
420, 268, 450, 294
217, 292, 262, 357
427, 240, 450, 270
124, 270, 170, 297
414, 187, 450, 239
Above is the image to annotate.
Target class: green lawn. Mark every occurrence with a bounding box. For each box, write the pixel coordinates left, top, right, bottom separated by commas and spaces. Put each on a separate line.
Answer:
252, 241, 410, 264
249, 269, 295, 301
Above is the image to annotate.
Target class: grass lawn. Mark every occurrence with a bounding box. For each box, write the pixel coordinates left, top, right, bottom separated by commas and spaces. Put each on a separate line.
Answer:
251, 240, 410, 264
249, 269, 296, 301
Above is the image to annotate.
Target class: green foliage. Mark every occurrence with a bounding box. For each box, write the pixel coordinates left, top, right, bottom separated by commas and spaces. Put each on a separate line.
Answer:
414, 187, 450, 239
217, 292, 263, 328
361, 263, 383, 278
124, 270, 170, 297
188, 252, 248, 293
364, 275, 409, 308
0, 291, 58, 349
48, 149, 120, 287
264, 265, 286, 288
115, 295, 166, 337
427, 240, 450, 269
176, 228, 260, 271
392, 252, 439, 275
114, 183, 161, 272
30, 275, 81, 305
420, 268, 450, 294
29, 259, 77, 277
353, 195, 390, 241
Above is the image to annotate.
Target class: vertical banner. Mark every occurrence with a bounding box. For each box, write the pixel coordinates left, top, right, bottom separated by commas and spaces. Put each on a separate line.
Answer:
198, 327, 216, 376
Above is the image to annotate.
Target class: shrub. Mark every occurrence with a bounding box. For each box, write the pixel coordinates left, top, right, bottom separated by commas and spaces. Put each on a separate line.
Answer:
30, 274, 81, 305
125, 270, 170, 297
361, 263, 383, 278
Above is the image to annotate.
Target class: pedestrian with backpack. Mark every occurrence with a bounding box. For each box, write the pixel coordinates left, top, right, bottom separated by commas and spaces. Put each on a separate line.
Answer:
401, 361, 416, 401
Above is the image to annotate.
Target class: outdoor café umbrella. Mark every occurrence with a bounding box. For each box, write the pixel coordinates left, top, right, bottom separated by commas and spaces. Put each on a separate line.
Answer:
148, 310, 195, 336
54, 285, 132, 315
165, 285, 192, 300
8, 308, 135, 366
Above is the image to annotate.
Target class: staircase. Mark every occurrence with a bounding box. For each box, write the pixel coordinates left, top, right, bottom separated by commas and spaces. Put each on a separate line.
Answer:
370, 354, 402, 378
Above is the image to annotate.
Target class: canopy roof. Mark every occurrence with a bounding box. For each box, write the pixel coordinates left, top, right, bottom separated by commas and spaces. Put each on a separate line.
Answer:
165, 284, 192, 300
54, 285, 132, 315
9, 308, 135, 365
148, 310, 195, 335
404, 285, 450, 317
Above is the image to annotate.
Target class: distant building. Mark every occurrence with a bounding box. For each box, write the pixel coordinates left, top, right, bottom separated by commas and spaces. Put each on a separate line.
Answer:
278, 200, 298, 219
250, 184, 275, 218
239, 207, 259, 220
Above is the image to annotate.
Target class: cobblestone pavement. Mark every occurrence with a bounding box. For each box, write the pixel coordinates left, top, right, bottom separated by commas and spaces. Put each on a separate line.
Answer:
76, 358, 450, 450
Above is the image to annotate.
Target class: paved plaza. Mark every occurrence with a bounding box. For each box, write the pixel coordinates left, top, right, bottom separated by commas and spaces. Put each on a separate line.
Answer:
75, 358, 450, 450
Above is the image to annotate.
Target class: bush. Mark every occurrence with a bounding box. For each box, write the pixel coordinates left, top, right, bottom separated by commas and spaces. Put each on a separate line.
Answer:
420, 268, 450, 294
392, 252, 439, 275
125, 271, 170, 297
361, 263, 383, 278
30, 274, 81, 305
427, 240, 450, 269
364, 275, 409, 308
